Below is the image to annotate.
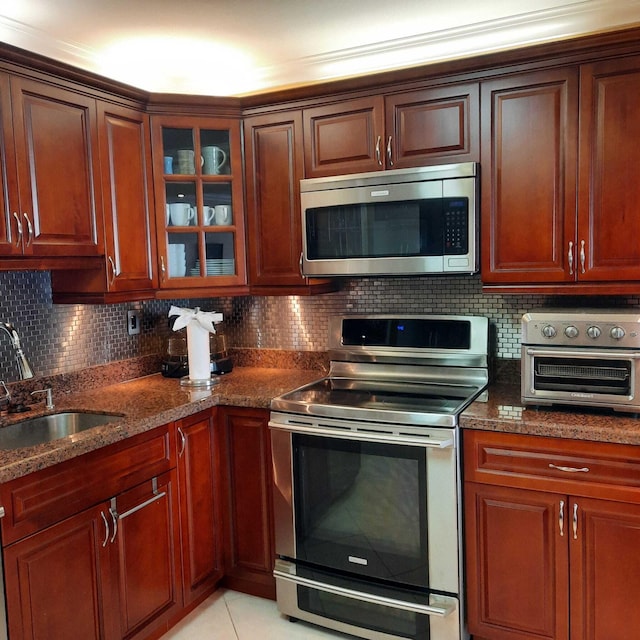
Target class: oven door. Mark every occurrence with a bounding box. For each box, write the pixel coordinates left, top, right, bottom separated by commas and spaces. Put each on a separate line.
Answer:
521, 347, 639, 410
270, 413, 462, 640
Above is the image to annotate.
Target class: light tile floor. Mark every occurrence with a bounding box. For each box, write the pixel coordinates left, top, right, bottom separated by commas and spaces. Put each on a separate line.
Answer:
162, 589, 358, 640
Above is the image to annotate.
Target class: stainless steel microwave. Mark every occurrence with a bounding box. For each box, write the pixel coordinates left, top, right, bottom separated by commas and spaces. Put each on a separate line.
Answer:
300, 162, 479, 277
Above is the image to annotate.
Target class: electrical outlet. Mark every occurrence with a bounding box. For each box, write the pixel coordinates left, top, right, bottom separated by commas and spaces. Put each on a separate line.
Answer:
127, 310, 141, 336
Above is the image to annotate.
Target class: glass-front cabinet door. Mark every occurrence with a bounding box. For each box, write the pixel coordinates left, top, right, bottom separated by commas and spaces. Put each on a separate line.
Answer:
151, 115, 247, 293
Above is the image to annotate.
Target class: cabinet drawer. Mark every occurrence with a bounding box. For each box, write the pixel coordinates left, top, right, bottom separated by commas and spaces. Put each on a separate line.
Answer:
463, 430, 640, 501
0, 424, 175, 545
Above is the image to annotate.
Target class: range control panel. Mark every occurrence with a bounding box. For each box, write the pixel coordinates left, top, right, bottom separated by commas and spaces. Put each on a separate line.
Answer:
521, 311, 640, 348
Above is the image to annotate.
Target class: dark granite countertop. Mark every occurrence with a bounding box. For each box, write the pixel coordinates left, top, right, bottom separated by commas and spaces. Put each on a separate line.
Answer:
460, 383, 640, 445
0, 367, 322, 483
5, 368, 640, 484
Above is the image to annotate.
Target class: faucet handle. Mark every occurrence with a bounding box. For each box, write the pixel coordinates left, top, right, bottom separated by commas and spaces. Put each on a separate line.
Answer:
31, 388, 54, 411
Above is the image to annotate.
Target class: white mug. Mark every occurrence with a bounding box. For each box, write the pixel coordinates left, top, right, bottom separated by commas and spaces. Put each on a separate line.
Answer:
214, 204, 231, 226
169, 202, 195, 226
202, 206, 216, 225
202, 146, 227, 175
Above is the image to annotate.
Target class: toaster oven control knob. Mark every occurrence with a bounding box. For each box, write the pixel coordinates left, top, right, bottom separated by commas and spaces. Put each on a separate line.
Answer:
610, 326, 626, 340
564, 325, 579, 338
541, 324, 557, 338
587, 325, 602, 339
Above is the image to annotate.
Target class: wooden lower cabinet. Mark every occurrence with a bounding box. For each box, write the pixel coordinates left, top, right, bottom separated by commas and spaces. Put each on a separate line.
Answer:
465, 483, 569, 640
0, 405, 276, 638
4, 502, 116, 640
464, 430, 640, 640
3, 472, 182, 640
218, 406, 275, 599
0, 415, 226, 640
176, 410, 224, 605
111, 472, 182, 640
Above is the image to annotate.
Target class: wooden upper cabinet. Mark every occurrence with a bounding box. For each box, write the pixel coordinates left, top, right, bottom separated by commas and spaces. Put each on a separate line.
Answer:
303, 96, 384, 177
480, 68, 579, 287
577, 55, 640, 282
150, 114, 248, 297
52, 102, 158, 302
97, 103, 157, 293
385, 83, 479, 169
0, 73, 20, 256
9, 76, 103, 257
303, 84, 479, 178
244, 111, 336, 294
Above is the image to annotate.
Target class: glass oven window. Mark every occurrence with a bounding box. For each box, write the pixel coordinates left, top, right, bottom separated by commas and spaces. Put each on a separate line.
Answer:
292, 434, 428, 588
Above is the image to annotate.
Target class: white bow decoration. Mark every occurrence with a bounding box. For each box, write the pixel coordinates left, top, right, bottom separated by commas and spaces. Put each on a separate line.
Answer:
168, 306, 223, 382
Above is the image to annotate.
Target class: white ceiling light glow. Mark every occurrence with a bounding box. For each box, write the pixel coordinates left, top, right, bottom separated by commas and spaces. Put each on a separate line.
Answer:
0, 0, 639, 96
99, 36, 258, 95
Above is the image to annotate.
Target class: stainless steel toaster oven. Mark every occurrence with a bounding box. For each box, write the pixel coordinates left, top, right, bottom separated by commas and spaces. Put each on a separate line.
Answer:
521, 310, 640, 412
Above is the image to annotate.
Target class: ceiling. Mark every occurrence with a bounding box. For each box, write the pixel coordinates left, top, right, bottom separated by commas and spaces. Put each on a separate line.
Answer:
1, 0, 640, 97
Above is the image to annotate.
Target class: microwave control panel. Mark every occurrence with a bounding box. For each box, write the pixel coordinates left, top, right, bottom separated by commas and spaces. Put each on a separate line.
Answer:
444, 208, 468, 255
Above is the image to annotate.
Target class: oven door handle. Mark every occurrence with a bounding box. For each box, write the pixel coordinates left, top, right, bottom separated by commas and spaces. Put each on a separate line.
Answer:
268, 421, 454, 448
525, 347, 640, 359
273, 568, 456, 617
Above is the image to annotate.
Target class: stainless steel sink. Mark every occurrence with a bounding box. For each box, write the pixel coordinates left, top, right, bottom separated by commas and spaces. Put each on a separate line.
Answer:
0, 412, 123, 450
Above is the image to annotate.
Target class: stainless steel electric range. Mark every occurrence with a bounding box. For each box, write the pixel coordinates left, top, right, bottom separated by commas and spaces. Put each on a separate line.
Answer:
269, 314, 489, 640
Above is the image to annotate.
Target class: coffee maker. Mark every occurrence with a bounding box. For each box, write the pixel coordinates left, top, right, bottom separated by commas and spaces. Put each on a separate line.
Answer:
210, 332, 233, 375
161, 329, 233, 378
161, 334, 189, 378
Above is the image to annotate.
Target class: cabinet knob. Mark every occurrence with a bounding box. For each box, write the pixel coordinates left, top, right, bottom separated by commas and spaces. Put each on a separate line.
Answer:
375, 135, 382, 166
386, 136, 393, 167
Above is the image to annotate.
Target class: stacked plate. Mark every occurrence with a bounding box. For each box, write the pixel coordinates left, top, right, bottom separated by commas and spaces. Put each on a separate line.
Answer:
190, 259, 235, 276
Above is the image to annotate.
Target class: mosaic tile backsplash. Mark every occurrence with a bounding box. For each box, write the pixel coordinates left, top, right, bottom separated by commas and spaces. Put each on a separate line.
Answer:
0, 271, 638, 382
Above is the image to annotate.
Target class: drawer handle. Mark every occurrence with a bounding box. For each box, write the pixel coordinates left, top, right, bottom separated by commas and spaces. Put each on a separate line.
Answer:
549, 463, 590, 473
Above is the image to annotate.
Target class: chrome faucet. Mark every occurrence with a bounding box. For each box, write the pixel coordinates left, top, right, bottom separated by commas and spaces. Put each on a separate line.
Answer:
1, 323, 34, 380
